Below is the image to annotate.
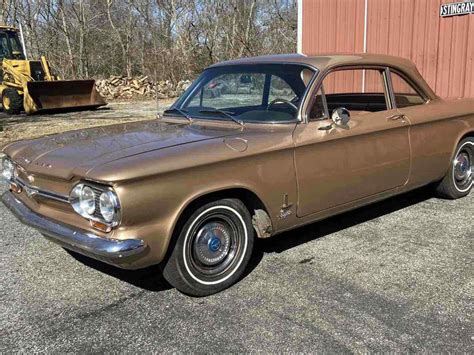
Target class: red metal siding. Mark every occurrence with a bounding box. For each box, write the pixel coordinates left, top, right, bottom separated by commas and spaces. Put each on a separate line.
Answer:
301, 0, 366, 53
301, 0, 474, 99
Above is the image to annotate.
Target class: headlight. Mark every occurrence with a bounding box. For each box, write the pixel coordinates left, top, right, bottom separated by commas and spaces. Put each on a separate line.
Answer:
99, 191, 119, 223
70, 183, 120, 226
2, 158, 15, 181
70, 184, 94, 218
80, 186, 96, 215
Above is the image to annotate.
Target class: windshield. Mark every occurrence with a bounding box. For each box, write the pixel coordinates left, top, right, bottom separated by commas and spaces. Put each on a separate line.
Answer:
172, 64, 316, 123
0, 31, 25, 60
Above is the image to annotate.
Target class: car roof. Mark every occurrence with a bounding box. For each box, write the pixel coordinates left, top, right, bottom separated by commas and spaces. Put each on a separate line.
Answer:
210, 53, 436, 99
211, 53, 416, 71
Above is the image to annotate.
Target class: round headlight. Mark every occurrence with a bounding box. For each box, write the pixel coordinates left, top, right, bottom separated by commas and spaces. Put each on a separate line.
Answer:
79, 186, 96, 215
99, 191, 118, 223
70, 184, 96, 217
70, 183, 120, 226
2, 159, 15, 181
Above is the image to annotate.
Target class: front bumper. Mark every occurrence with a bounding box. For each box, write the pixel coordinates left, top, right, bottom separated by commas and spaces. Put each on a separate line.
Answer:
2, 191, 146, 265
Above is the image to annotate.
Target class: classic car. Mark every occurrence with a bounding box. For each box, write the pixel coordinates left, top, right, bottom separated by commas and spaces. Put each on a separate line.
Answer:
1, 54, 473, 296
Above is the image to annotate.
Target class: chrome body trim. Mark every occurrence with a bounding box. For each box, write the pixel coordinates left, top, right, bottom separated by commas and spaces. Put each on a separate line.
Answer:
15, 177, 69, 203
1, 191, 146, 259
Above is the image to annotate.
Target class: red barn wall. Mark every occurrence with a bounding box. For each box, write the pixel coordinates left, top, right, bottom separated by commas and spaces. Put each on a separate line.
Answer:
300, 0, 474, 99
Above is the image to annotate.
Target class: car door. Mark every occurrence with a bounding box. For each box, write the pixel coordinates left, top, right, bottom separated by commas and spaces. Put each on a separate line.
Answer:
293, 67, 411, 217
388, 69, 447, 187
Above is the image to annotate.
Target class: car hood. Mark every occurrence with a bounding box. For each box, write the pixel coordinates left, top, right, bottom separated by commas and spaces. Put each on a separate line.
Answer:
4, 120, 238, 180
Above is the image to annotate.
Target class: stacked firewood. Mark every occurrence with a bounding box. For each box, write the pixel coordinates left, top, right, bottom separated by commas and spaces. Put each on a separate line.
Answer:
95, 76, 192, 100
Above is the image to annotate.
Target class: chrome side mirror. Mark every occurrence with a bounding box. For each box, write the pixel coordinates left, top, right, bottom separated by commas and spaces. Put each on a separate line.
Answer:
331, 107, 350, 126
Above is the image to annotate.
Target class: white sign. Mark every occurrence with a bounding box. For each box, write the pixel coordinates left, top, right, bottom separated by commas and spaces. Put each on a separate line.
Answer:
440, 1, 474, 17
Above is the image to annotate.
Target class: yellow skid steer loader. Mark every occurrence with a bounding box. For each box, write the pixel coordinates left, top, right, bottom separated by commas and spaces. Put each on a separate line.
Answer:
0, 25, 106, 115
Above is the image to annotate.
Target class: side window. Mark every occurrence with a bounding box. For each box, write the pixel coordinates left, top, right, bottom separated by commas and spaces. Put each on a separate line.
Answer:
268, 75, 296, 103
309, 68, 388, 119
391, 72, 425, 108
8, 32, 23, 54
188, 73, 265, 109
0, 33, 8, 60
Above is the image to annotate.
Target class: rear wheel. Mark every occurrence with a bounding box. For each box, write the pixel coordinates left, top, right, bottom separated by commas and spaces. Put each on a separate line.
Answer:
436, 137, 473, 199
2, 88, 23, 115
163, 198, 254, 296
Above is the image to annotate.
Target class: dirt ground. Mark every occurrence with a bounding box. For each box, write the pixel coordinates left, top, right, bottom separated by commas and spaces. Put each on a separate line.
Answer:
0, 99, 175, 149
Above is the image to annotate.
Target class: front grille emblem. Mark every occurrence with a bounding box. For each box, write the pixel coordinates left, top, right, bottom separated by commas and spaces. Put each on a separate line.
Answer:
25, 186, 38, 198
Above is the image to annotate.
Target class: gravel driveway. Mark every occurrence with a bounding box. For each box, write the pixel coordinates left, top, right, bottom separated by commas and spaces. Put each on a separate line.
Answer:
0, 176, 472, 352
0, 100, 172, 148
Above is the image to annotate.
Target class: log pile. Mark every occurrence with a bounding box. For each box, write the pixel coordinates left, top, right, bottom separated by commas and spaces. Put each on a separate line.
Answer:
95, 76, 192, 100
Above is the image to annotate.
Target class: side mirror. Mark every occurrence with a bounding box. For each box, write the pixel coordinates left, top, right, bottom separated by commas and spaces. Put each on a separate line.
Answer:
331, 107, 350, 126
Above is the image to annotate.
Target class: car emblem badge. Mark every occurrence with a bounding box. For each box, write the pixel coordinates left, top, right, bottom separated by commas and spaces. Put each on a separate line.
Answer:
25, 186, 37, 198
278, 193, 293, 220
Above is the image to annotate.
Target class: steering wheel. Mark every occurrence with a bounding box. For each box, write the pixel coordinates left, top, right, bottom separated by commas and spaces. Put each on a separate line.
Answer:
267, 98, 298, 112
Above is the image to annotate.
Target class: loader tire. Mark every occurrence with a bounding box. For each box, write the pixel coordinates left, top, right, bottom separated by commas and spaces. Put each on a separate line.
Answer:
2, 88, 23, 115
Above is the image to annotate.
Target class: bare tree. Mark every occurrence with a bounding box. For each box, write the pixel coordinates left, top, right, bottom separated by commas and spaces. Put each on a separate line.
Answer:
2, 0, 297, 81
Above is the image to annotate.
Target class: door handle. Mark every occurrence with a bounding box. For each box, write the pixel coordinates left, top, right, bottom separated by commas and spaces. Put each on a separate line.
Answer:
386, 114, 406, 121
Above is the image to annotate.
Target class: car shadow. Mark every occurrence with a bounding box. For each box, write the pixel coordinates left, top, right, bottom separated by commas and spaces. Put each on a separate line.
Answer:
255, 185, 435, 254
67, 185, 435, 292
65, 250, 173, 292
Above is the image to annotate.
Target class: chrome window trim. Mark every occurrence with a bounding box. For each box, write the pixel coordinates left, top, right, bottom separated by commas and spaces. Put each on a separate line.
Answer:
383, 67, 396, 110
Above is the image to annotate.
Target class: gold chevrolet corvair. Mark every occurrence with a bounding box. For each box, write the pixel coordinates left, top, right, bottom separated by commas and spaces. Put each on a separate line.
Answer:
2, 54, 473, 296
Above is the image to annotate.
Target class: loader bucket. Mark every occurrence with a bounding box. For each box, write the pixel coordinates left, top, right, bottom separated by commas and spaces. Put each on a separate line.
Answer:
25, 80, 106, 114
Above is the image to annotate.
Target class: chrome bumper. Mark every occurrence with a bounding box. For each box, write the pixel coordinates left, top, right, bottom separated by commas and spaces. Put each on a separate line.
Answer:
1, 191, 146, 261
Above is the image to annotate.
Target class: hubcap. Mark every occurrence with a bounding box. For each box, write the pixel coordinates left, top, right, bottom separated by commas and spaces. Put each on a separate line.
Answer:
454, 153, 469, 180
187, 211, 242, 278
193, 221, 231, 266
453, 147, 472, 190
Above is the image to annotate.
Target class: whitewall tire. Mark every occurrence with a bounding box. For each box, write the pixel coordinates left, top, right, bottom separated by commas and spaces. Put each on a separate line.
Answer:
163, 198, 254, 296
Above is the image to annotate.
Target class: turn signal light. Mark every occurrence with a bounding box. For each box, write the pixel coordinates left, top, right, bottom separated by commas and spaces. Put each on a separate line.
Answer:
90, 220, 112, 233
10, 182, 22, 194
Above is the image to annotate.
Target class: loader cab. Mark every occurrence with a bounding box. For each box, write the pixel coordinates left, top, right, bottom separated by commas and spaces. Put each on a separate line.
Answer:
0, 29, 25, 61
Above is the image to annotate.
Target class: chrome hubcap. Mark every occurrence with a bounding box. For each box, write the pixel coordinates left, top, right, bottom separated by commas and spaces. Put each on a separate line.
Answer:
454, 153, 470, 179
193, 222, 231, 266
453, 148, 472, 190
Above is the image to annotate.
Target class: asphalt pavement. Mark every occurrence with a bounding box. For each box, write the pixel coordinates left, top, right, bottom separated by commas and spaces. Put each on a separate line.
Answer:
0, 178, 472, 352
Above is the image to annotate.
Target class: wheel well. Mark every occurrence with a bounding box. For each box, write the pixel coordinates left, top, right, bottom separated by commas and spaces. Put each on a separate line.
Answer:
162, 188, 271, 266
460, 131, 473, 141
178, 188, 268, 227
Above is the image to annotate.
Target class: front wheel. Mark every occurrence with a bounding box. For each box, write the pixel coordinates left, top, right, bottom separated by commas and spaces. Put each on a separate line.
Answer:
163, 198, 254, 296
436, 137, 473, 199
2, 88, 24, 115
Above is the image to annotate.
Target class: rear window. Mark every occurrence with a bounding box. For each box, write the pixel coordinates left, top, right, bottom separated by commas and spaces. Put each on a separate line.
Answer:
390, 71, 425, 108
